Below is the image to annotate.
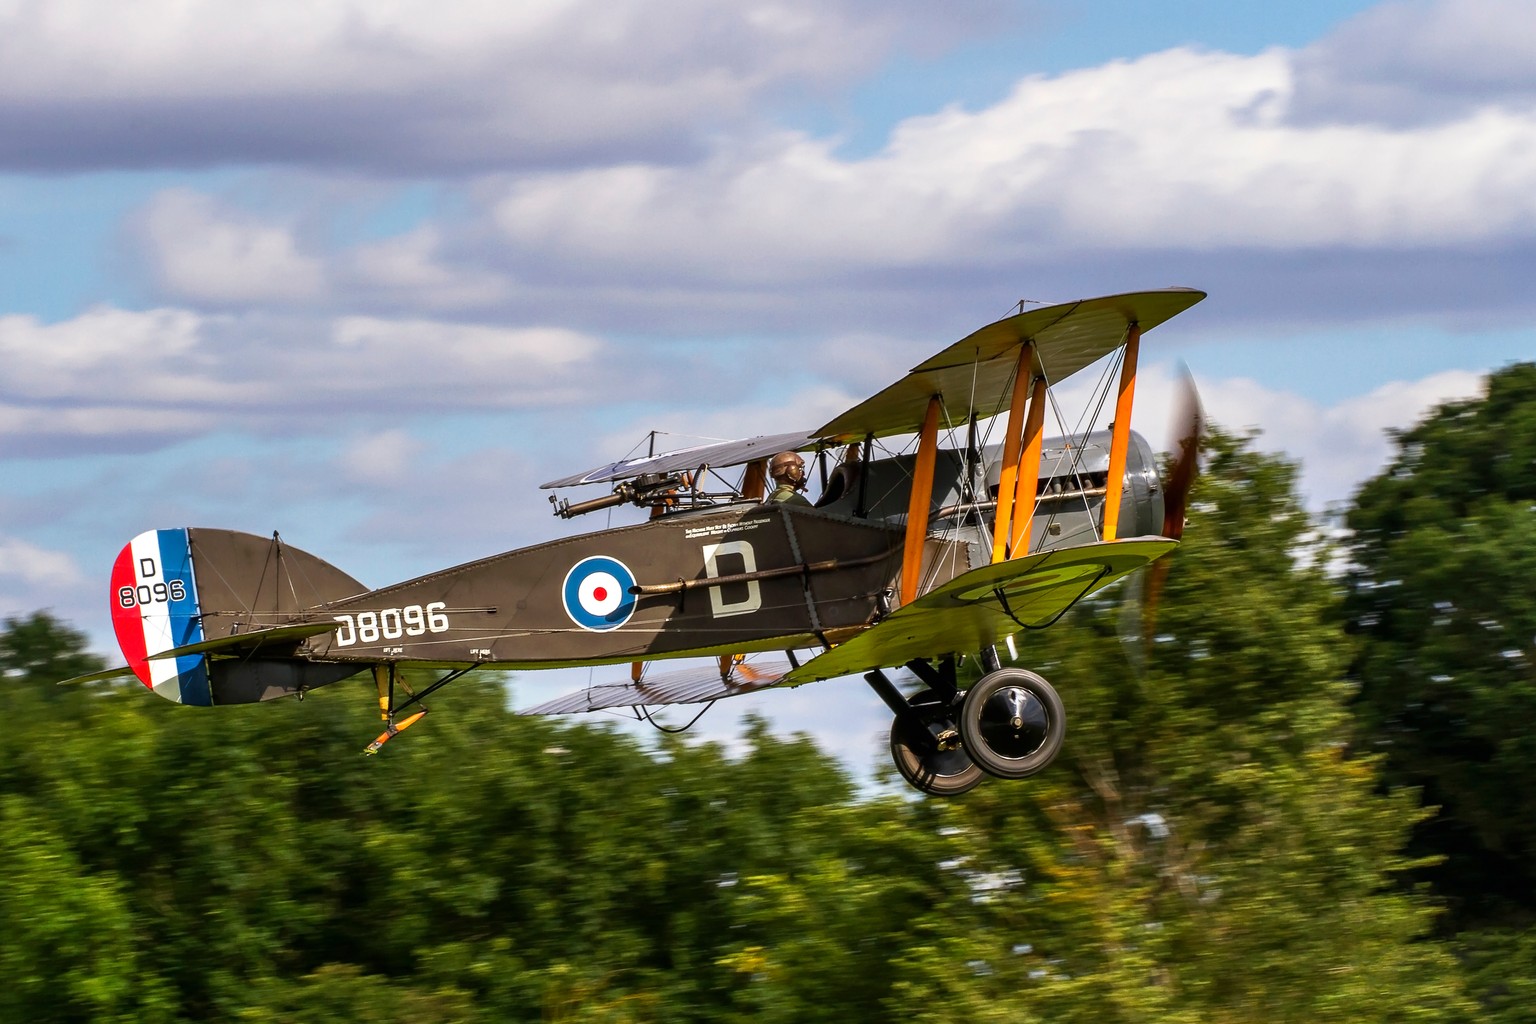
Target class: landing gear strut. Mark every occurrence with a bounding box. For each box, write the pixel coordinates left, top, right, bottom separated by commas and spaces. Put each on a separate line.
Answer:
889, 689, 984, 796
867, 660, 983, 796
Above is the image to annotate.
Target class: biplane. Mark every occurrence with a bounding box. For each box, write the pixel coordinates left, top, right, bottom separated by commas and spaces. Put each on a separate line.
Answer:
75, 288, 1205, 795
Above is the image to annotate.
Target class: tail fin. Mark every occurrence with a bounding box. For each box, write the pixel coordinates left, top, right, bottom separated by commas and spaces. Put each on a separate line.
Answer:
111, 529, 212, 705
109, 528, 368, 705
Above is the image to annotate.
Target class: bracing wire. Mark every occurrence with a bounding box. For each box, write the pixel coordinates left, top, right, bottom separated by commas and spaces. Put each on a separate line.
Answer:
640, 700, 718, 733
1037, 329, 1128, 542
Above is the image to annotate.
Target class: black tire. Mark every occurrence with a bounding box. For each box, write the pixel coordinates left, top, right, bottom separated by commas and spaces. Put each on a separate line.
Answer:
958, 669, 1065, 779
889, 689, 985, 796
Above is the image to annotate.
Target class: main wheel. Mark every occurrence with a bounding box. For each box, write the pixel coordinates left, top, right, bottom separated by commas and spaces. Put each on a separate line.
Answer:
889, 689, 985, 796
958, 669, 1065, 779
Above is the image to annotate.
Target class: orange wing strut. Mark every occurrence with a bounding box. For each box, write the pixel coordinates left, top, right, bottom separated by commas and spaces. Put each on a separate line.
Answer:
1009, 373, 1048, 558
741, 458, 767, 501
900, 396, 942, 606
1100, 323, 1141, 542
990, 344, 1035, 564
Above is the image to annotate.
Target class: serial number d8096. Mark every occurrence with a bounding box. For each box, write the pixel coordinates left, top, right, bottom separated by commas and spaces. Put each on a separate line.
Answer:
118, 580, 188, 608
332, 603, 449, 647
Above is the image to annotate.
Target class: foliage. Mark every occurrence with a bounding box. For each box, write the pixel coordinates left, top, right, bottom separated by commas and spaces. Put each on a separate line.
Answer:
1, 617, 965, 1022
1345, 362, 1536, 925
2, 610, 103, 686
1460, 928, 1536, 1024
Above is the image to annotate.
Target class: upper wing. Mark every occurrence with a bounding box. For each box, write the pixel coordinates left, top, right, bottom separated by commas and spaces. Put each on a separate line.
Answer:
780, 537, 1177, 684
542, 289, 1204, 487
541, 430, 819, 489
814, 288, 1205, 442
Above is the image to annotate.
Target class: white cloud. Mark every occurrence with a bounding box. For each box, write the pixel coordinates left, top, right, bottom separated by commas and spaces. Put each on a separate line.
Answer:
335, 429, 428, 487
1195, 367, 1486, 509
0, 405, 211, 452
0, 0, 998, 173
0, 306, 200, 385
0, 534, 95, 634
136, 191, 327, 303
0, 305, 611, 454
342, 227, 510, 308
0, 306, 239, 432
0, 537, 83, 589
1291, 0, 1536, 126
331, 317, 594, 368
480, 44, 1536, 283
95, 1, 1536, 336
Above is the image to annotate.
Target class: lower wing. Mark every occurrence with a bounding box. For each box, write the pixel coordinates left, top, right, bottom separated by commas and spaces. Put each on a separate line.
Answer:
778, 536, 1177, 685
519, 659, 791, 715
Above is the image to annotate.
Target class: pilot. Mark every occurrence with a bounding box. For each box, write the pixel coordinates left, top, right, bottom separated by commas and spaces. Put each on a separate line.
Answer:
766, 451, 812, 506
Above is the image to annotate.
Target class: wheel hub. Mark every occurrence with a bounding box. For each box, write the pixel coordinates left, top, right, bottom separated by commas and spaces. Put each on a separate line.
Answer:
976, 684, 1051, 761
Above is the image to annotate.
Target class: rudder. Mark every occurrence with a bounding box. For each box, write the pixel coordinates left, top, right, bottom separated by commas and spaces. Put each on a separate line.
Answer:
111, 528, 212, 705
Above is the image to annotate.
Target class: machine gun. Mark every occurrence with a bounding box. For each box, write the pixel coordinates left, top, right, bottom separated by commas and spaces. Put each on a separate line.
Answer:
548, 468, 739, 519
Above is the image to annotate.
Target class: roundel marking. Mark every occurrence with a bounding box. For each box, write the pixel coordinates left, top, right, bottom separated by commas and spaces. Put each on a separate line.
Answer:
562, 555, 638, 631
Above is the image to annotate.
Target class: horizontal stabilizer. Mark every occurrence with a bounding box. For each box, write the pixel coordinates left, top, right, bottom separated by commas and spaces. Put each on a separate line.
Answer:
56, 664, 140, 686
520, 660, 791, 715
59, 621, 343, 689
143, 621, 339, 660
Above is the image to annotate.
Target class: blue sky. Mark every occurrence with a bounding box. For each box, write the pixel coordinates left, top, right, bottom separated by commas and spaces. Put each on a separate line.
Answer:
3, 0, 1534, 781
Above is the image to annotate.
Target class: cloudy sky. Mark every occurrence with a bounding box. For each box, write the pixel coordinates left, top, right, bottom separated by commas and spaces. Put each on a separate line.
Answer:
3, 0, 1533, 778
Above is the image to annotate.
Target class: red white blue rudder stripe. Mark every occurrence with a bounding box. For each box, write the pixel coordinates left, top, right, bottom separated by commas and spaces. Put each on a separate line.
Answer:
109, 529, 212, 706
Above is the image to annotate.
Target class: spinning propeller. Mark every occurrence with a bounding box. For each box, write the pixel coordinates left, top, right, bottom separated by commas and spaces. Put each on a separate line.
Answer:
1143, 363, 1205, 634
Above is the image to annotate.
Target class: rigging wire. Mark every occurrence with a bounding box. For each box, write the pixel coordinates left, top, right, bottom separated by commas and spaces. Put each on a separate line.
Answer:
639, 700, 718, 733
1037, 333, 1126, 543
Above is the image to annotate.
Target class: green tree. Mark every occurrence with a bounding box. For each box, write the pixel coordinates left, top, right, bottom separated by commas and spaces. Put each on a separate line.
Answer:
0, 795, 179, 1024
709, 796, 993, 1023
0, 611, 179, 1023
1345, 362, 1536, 927
1, 609, 103, 685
